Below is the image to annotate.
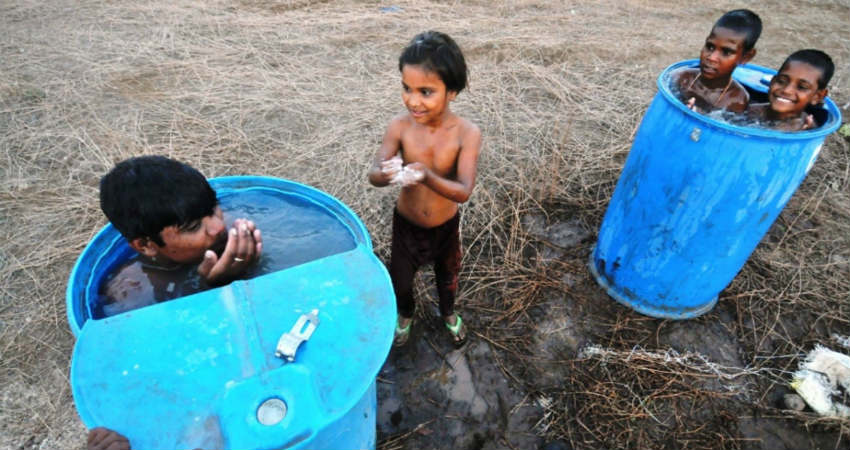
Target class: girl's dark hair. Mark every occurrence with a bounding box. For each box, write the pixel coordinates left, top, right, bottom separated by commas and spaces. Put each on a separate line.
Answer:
782, 49, 835, 90
100, 155, 217, 246
714, 9, 762, 52
399, 31, 468, 93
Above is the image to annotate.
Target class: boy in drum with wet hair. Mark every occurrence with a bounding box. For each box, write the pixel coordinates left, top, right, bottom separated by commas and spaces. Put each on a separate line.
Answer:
673, 9, 762, 113
368, 31, 482, 348
747, 49, 834, 131
98, 155, 263, 315
89, 155, 262, 448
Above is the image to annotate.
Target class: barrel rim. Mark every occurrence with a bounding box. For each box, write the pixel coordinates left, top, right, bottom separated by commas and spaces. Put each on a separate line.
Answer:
659, 59, 842, 139
208, 175, 372, 251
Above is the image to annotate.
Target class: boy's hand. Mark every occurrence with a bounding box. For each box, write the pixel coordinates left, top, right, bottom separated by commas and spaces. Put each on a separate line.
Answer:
371, 156, 403, 186
197, 219, 262, 286
87, 427, 130, 450
802, 114, 815, 130
685, 97, 706, 114
395, 163, 426, 186
380, 156, 403, 178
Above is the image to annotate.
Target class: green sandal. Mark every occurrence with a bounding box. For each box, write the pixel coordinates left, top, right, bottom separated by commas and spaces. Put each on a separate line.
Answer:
445, 313, 467, 349
393, 317, 412, 347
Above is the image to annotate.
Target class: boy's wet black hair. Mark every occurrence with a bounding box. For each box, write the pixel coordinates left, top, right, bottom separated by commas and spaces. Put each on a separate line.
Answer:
714, 9, 762, 52
100, 155, 217, 246
782, 49, 834, 90
398, 31, 468, 93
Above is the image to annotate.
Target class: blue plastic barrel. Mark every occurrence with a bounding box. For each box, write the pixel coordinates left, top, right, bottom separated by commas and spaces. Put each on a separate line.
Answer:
66, 176, 395, 449
590, 60, 842, 319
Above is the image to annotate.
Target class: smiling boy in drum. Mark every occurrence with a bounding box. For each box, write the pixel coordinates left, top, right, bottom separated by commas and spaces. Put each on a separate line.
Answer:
747, 49, 834, 132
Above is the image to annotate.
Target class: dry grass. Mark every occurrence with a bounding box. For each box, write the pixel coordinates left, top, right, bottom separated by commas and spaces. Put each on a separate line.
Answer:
1, 0, 849, 449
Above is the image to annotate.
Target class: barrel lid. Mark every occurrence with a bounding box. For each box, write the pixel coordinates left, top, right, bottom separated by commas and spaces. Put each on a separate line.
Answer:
71, 247, 395, 449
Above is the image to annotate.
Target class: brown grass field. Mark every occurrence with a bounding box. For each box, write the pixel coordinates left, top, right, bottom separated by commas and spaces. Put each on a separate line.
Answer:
1, 0, 849, 449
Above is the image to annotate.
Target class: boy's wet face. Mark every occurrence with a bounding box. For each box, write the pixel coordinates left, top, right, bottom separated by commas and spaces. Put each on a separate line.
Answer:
401, 64, 456, 125
152, 206, 227, 264
700, 27, 748, 81
768, 60, 826, 120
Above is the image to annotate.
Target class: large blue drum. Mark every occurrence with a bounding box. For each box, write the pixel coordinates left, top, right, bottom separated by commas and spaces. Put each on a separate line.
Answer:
590, 60, 842, 319
67, 176, 395, 449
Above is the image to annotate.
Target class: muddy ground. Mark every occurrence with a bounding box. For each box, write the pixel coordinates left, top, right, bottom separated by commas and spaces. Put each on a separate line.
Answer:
376, 212, 850, 450
2, 1, 849, 449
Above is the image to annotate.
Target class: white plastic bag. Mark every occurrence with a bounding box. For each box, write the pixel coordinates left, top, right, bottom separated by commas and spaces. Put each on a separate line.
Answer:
791, 346, 850, 417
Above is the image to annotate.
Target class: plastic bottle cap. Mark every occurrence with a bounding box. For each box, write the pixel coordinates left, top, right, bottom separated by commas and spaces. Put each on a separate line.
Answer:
257, 398, 287, 426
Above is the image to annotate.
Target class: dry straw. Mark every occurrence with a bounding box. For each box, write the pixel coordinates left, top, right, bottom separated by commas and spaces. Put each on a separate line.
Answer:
1, 0, 848, 449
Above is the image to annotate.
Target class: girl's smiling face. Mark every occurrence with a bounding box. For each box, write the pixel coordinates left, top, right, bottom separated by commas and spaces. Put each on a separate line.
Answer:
401, 64, 456, 125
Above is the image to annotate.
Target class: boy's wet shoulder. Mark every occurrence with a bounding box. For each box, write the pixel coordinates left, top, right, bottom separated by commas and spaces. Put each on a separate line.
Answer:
672, 68, 700, 85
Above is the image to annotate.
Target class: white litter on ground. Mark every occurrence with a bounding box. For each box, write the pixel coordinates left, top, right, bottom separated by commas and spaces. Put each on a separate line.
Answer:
790, 346, 850, 417
830, 333, 850, 349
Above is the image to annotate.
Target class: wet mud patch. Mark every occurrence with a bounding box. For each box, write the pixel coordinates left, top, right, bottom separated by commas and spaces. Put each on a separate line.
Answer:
656, 314, 744, 368
521, 212, 592, 261
378, 326, 543, 450
737, 416, 847, 450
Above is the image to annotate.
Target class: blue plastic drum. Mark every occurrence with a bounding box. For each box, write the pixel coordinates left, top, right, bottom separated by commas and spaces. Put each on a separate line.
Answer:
590, 60, 842, 319
66, 176, 395, 449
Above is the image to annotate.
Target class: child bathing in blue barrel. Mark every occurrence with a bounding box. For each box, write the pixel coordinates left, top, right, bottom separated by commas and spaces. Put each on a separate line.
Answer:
368, 31, 482, 348
672, 9, 761, 113
747, 49, 834, 132
97, 155, 263, 316
87, 156, 262, 449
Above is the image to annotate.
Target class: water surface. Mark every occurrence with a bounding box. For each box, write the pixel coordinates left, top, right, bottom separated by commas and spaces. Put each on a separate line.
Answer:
95, 188, 357, 318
